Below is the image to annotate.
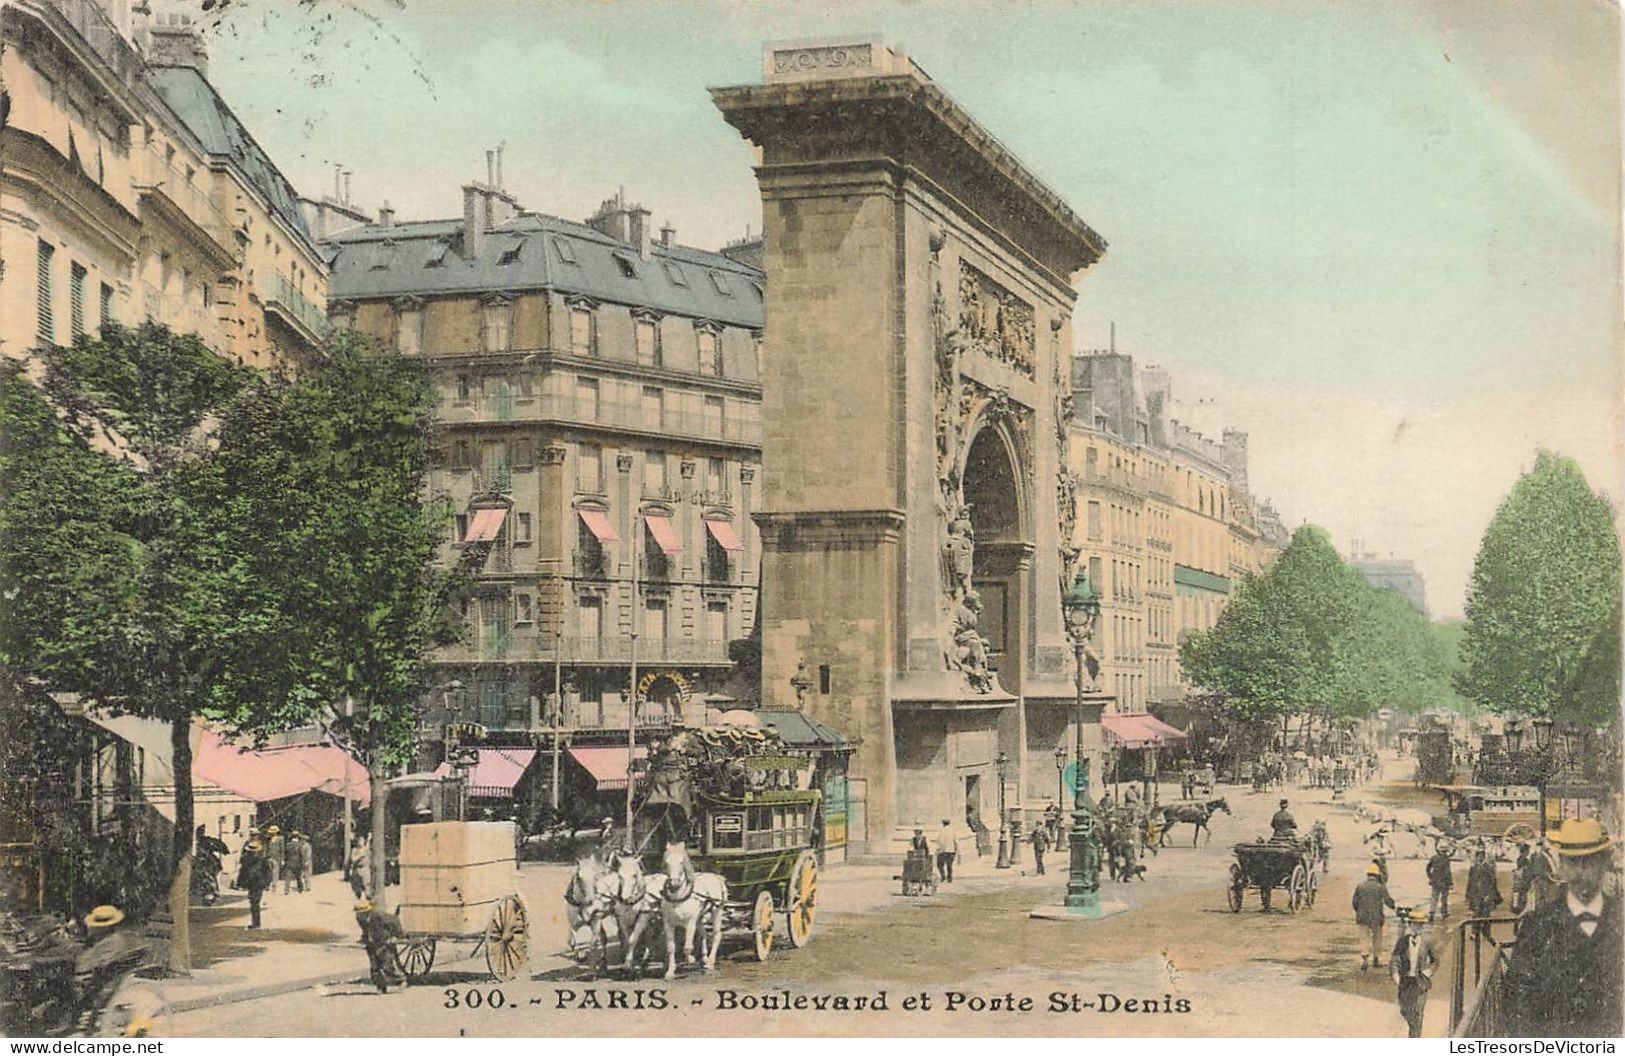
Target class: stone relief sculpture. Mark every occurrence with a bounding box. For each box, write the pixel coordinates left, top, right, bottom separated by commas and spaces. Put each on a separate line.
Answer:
958, 261, 1036, 378
951, 590, 995, 694
941, 509, 975, 597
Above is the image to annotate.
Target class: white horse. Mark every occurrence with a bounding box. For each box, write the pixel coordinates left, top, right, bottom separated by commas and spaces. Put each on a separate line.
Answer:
606, 852, 666, 973
564, 854, 613, 970
658, 842, 727, 980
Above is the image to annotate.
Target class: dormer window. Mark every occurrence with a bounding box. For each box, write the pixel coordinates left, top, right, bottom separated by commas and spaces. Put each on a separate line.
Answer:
633, 310, 662, 367
696, 321, 723, 377
612, 253, 638, 280
663, 261, 687, 286
708, 271, 731, 296
498, 236, 524, 266
425, 240, 451, 268
370, 241, 398, 271
552, 237, 578, 265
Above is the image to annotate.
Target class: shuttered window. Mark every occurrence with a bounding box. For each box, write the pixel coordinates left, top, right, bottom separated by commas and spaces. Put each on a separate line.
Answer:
70, 263, 87, 338
100, 282, 114, 328
36, 241, 55, 345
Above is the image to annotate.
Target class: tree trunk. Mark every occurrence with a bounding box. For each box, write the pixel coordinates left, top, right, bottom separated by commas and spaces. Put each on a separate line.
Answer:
167, 718, 194, 976
369, 765, 388, 909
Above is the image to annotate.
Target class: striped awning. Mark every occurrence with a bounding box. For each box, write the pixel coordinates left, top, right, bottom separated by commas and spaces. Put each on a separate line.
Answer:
1102, 713, 1188, 748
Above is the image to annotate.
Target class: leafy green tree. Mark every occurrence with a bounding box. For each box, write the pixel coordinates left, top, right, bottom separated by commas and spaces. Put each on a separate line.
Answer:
1182, 525, 1367, 734
1460, 450, 1622, 726
201, 336, 465, 900
0, 324, 258, 972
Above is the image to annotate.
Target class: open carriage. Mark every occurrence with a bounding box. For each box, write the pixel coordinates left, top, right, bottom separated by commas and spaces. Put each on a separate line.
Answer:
1227, 838, 1320, 914
636, 726, 821, 961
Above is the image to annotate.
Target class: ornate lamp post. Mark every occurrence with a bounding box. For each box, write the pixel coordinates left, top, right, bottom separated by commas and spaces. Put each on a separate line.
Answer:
1053, 745, 1068, 838
995, 751, 1011, 869
1061, 566, 1103, 915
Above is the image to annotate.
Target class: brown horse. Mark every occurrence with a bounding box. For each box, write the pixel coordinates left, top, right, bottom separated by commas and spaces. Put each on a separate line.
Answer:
1156, 797, 1231, 847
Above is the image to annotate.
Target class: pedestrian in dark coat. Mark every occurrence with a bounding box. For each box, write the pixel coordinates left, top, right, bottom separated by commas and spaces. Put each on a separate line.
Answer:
236, 838, 271, 929
1502, 818, 1623, 1038
1426, 842, 1454, 919
264, 826, 285, 890
1352, 863, 1396, 970
1466, 844, 1502, 931
1391, 907, 1439, 1037
295, 833, 314, 893
354, 899, 407, 993
1030, 825, 1050, 876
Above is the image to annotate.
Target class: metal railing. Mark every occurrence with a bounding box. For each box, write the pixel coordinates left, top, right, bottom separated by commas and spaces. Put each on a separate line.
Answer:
438, 392, 762, 445
260, 273, 330, 341
34, 0, 143, 85
136, 144, 232, 251
434, 634, 731, 665
1450, 915, 1522, 1038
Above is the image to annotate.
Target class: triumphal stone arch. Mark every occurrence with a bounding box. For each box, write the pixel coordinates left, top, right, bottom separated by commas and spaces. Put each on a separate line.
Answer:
714, 40, 1108, 851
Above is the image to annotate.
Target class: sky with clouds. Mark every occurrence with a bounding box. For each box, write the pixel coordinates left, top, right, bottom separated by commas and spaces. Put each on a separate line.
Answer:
186, 0, 1621, 618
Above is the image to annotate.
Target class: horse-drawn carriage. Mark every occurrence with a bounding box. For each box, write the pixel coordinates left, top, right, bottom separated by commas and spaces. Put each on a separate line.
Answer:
632, 725, 821, 964
395, 821, 530, 982
1179, 764, 1217, 799
1227, 837, 1320, 914
1431, 785, 1542, 846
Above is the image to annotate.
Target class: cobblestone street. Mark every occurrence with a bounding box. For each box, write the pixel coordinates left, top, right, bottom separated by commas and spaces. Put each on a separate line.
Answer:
157, 756, 1488, 1037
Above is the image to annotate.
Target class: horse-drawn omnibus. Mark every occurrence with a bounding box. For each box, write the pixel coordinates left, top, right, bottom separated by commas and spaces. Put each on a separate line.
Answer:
1431, 785, 1541, 845
635, 725, 821, 961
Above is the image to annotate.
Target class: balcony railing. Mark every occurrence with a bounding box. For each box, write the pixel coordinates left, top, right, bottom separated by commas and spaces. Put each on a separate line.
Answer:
136, 144, 231, 253
434, 634, 731, 665
438, 392, 762, 446
260, 273, 330, 343
573, 550, 609, 580
34, 0, 143, 86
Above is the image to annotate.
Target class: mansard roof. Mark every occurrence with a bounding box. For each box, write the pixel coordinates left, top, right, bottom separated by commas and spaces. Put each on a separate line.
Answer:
324, 212, 765, 330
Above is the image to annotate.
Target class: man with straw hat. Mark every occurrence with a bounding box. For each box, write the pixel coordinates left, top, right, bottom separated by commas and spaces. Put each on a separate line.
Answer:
1352, 861, 1396, 971
75, 905, 146, 980
236, 835, 272, 930
1502, 817, 1621, 1037
1390, 906, 1438, 1037
353, 898, 407, 993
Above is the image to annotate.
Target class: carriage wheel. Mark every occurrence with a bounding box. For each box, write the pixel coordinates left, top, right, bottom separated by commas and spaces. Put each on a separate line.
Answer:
1226, 882, 1244, 913
1306, 870, 1320, 909
398, 937, 436, 981
483, 894, 529, 981
1287, 865, 1306, 915
752, 890, 776, 962
1503, 821, 1537, 845
787, 850, 818, 948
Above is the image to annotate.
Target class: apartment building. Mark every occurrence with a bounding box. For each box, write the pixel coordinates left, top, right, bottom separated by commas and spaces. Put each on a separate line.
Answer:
1, 1, 326, 368
1067, 352, 1289, 713
326, 174, 764, 792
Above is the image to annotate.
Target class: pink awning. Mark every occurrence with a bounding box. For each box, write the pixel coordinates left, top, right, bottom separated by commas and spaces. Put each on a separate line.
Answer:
704, 518, 743, 552
194, 729, 371, 806
578, 508, 619, 543
431, 748, 537, 799
465, 507, 507, 543
644, 513, 683, 555
567, 745, 650, 792
1101, 713, 1187, 749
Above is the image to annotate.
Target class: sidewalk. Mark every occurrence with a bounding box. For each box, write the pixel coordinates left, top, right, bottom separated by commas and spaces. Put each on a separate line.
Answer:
142, 872, 371, 1013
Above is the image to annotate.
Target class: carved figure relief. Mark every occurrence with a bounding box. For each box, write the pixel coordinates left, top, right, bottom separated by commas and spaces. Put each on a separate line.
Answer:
951, 590, 995, 694
958, 261, 1036, 378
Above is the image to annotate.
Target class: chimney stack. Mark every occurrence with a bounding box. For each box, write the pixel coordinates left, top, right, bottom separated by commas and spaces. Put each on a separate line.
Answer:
377, 201, 395, 226
343, 171, 352, 206
463, 185, 486, 256
496, 144, 505, 191
659, 222, 675, 248
628, 205, 652, 259
146, 13, 209, 78
485, 150, 496, 189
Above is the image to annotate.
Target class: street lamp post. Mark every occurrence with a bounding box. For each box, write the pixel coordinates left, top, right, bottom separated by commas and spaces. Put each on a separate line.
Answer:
1054, 745, 1068, 839
1061, 566, 1104, 915
995, 751, 1010, 869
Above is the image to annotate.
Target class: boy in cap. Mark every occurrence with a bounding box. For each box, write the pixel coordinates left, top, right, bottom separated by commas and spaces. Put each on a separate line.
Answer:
1502, 818, 1622, 1037
1391, 907, 1439, 1037
354, 899, 407, 993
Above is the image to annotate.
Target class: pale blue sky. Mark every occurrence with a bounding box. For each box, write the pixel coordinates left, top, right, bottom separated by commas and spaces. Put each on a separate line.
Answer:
190, 0, 1621, 616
